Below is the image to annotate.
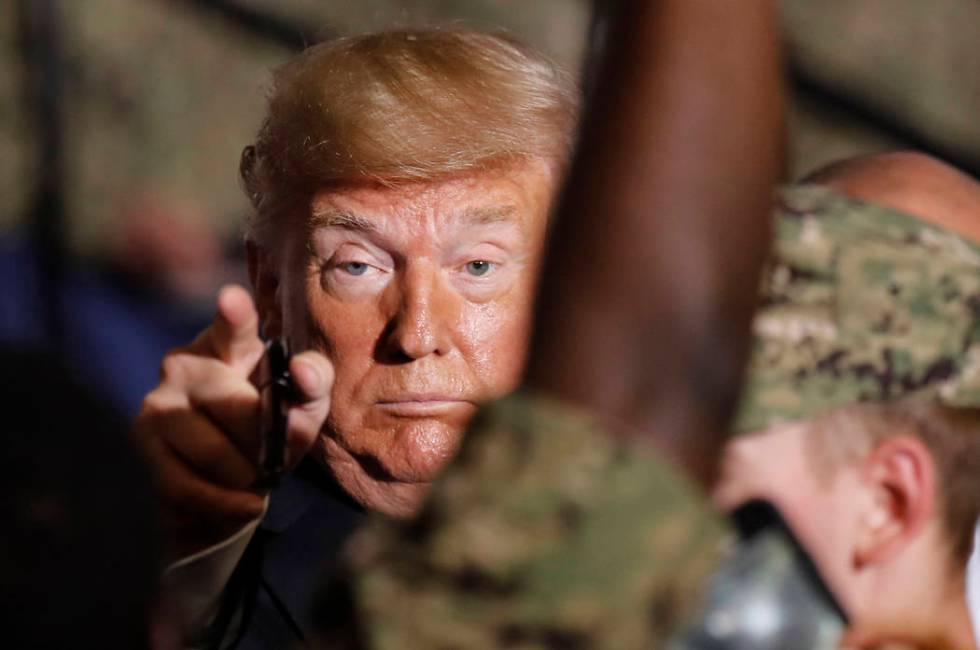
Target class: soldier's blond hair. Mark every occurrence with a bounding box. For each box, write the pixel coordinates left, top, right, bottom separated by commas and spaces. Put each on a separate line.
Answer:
808, 398, 980, 565
240, 28, 578, 245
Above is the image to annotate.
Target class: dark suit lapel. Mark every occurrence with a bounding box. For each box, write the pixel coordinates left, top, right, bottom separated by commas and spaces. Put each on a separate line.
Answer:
258, 460, 365, 641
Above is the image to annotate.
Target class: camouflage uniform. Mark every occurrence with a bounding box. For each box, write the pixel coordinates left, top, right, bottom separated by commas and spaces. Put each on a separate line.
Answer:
316, 394, 726, 649
735, 183, 980, 432
315, 185, 980, 648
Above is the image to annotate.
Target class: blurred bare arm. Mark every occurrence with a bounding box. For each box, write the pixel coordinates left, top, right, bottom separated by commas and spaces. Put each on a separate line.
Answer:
525, 0, 783, 486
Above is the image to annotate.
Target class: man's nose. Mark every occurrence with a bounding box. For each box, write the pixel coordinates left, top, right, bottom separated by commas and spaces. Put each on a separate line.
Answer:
383, 263, 455, 361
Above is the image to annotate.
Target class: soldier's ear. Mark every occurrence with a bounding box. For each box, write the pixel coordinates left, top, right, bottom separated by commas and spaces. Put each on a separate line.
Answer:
246, 239, 282, 339
854, 435, 935, 568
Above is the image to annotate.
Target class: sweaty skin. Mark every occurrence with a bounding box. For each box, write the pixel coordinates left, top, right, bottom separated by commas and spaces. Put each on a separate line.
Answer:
253, 160, 554, 515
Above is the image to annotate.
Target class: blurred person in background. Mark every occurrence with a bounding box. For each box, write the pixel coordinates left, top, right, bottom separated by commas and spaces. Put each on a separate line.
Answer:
715, 152, 980, 649
0, 347, 167, 649
0, 190, 240, 418
109, 193, 247, 315
138, 27, 577, 649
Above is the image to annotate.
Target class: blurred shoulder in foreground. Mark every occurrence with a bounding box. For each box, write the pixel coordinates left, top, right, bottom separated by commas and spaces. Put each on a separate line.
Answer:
314, 393, 727, 648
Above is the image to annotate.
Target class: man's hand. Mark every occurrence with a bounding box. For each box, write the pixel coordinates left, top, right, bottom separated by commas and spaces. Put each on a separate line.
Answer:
134, 284, 333, 559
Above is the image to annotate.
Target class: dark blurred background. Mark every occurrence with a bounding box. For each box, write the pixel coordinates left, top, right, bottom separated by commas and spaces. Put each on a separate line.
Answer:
2, 0, 979, 418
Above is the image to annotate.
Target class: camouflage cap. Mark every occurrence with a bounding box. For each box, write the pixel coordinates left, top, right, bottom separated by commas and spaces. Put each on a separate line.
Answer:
733, 184, 980, 433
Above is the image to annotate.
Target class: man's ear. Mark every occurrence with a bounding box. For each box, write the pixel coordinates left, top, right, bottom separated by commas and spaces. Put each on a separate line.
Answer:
246, 239, 283, 339
854, 435, 936, 568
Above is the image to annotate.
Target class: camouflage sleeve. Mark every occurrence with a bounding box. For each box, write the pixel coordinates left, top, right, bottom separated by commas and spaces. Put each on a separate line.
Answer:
314, 392, 729, 649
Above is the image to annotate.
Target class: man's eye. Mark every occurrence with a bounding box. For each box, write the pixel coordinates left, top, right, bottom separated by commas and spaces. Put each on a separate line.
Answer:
340, 261, 369, 276
464, 260, 493, 276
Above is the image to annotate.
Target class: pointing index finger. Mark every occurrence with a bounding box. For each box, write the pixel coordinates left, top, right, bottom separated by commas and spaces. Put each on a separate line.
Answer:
205, 284, 266, 374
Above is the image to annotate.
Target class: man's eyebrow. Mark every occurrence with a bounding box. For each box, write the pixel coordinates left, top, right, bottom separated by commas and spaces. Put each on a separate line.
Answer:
309, 209, 378, 233
457, 205, 519, 227
308, 205, 518, 232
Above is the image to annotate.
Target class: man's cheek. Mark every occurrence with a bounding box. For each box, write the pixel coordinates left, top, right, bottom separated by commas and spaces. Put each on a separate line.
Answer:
308, 300, 382, 355
466, 304, 531, 394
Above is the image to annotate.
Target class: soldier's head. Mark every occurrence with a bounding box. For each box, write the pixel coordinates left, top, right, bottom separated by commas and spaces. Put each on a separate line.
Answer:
241, 29, 577, 515
714, 153, 980, 649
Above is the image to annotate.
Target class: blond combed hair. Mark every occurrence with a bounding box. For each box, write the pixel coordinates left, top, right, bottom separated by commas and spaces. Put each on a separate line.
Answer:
808, 398, 980, 565
240, 28, 579, 244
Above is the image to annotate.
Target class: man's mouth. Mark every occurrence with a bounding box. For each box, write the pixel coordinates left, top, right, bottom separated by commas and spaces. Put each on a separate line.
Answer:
375, 395, 475, 417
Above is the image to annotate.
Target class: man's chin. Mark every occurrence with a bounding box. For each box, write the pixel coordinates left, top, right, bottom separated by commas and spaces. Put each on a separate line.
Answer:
331, 461, 432, 517
313, 433, 448, 517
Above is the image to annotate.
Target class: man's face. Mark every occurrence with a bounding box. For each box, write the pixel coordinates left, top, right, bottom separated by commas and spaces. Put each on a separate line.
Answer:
277, 160, 554, 515
713, 422, 865, 615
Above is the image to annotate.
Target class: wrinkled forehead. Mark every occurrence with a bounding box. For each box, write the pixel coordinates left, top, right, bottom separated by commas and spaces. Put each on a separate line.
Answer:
304, 161, 556, 237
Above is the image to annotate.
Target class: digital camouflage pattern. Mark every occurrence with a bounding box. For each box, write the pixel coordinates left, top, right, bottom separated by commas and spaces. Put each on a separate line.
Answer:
734, 184, 980, 433
317, 393, 728, 649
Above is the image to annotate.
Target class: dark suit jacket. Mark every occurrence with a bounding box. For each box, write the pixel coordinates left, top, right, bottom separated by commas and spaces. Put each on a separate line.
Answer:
206, 460, 365, 649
